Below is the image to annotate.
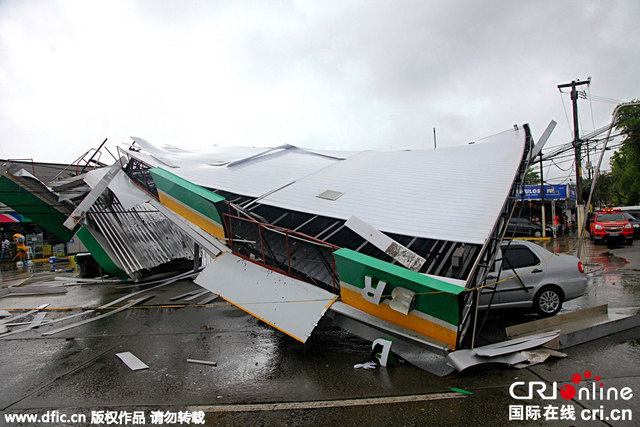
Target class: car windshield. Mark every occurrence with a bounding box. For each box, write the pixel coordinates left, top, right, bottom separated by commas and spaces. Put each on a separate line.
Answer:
597, 213, 626, 222
626, 213, 637, 221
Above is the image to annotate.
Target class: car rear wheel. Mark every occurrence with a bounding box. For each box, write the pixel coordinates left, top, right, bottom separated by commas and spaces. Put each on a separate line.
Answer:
534, 230, 541, 237
534, 286, 563, 317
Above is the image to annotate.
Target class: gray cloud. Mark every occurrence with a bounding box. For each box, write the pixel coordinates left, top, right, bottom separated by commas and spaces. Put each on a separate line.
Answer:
0, 0, 638, 181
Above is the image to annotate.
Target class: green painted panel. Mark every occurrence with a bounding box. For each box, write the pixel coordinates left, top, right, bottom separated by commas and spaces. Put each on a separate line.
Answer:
334, 248, 462, 325
75, 227, 128, 280
149, 168, 225, 224
0, 174, 74, 241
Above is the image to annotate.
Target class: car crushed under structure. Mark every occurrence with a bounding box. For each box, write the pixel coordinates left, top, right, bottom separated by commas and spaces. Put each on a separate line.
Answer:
2, 124, 558, 375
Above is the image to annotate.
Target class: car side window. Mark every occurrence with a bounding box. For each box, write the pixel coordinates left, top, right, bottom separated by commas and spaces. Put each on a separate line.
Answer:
502, 246, 539, 270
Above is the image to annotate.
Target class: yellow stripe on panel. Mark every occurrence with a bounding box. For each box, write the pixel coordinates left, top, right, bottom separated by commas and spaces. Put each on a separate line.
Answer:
157, 191, 225, 239
340, 287, 457, 349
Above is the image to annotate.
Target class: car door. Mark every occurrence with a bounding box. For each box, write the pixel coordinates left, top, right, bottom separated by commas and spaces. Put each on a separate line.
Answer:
495, 244, 546, 305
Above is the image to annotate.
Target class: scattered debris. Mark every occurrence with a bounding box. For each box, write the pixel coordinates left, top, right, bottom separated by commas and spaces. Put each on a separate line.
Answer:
116, 352, 149, 371
197, 293, 219, 305
472, 331, 560, 357
187, 359, 217, 367
55, 276, 121, 285
446, 331, 560, 372
0, 312, 48, 339
450, 388, 473, 395
42, 296, 152, 336
0, 285, 67, 298
183, 290, 210, 301
513, 349, 567, 369
353, 362, 377, 370
506, 305, 640, 350
118, 270, 200, 290
447, 351, 527, 372
0, 304, 49, 325
39, 310, 95, 327
169, 289, 203, 301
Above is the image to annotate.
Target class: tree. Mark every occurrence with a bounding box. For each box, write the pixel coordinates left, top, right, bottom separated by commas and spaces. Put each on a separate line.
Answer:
524, 166, 541, 185
584, 172, 619, 207
610, 101, 640, 205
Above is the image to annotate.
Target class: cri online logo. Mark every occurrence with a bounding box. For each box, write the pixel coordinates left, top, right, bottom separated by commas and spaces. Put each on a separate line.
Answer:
510, 371, 633, 401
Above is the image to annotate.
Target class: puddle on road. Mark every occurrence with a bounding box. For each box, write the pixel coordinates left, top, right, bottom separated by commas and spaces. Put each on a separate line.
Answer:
1, 260, 70, 278
538, 238, 575, 254
565, 249, 640, 310
589, 251, 630, 273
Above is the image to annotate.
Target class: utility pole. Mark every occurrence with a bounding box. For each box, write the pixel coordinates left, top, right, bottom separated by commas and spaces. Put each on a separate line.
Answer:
539, 153, 546, 238
558, 79, 590, 242
557, 79, 591, 204
433, 128, 437, 149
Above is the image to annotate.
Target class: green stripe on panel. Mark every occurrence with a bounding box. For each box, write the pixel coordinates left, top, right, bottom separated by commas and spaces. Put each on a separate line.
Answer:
149, 167, 226, 226
0, 174, 74, 241
334, 248, 462, 326
75, 227, 129, 281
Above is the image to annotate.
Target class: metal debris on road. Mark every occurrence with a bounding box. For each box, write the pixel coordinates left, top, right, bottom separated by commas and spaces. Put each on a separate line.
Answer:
0, 312, 48, 339
42, 296, 152, 336
116, 352, 149, 371
0, 304, 49, 325
353, 362, 377, 370
187, 359, 217, 366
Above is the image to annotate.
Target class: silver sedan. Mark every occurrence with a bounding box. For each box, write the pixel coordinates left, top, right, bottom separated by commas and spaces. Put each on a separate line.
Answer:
479, 240, 587, 316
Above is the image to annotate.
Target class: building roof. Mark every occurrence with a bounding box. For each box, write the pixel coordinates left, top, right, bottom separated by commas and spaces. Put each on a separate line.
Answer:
1, 159, 82, 184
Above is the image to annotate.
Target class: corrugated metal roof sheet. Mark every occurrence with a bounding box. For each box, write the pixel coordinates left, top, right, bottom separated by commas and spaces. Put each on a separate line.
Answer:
125, 127, 525, 245
125, 143, 351, 198
259, 128, 526, 244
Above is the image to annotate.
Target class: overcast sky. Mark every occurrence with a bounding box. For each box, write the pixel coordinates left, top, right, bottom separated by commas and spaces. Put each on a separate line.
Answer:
1, 0, 638, 183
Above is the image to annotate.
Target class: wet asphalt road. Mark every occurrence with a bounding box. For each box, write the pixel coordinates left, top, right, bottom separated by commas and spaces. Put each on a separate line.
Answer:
0, 236, 638, 426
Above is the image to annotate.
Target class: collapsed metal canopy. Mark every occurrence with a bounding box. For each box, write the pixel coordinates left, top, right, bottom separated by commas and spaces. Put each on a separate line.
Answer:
117, 126, 531, 360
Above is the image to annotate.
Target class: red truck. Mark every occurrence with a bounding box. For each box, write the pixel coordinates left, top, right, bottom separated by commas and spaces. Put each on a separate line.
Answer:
589, 208, 634, 245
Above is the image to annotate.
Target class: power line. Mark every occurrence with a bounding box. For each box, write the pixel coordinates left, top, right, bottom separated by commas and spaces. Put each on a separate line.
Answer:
558, 92, 574, 139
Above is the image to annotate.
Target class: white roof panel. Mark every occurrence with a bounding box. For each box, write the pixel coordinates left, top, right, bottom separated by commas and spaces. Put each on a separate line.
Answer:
125, 127, 526, 244
259, 128, 526, 244
124, 142, 351, 198
195, 252, 337, 343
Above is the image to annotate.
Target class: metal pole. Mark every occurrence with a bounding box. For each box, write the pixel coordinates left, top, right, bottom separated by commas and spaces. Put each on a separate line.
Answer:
433, 128, 437, 149
539, 154, 546, 238
193, 243, 200, 272
552, 201, 557, 239
80, 138, 108, 174
570, 83, 583, 204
